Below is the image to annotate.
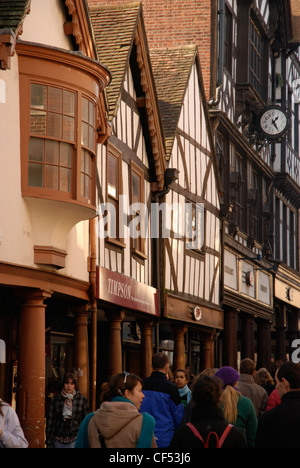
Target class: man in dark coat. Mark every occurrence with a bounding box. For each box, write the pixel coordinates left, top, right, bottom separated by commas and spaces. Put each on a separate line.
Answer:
255, 361, 300, 448
140, 352, 184, 447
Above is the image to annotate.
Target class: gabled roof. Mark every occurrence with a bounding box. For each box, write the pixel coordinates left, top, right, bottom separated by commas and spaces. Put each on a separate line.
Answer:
89, 2, 141, 121
150, 46, 197, 160
150, 45, 222, 194
89, 2, 166, 190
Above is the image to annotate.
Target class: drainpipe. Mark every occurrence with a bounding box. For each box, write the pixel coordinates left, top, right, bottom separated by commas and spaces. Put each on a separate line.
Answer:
89, 217, 97, 411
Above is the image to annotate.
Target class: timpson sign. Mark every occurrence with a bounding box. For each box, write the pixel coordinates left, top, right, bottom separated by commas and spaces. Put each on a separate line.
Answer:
96, 267, 159, 316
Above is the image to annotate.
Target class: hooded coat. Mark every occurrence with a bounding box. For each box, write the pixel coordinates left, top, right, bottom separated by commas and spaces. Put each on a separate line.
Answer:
88, 400, 156, 448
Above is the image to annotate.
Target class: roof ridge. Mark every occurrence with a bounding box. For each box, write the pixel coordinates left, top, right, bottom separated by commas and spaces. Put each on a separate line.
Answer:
89, 2, 141, 12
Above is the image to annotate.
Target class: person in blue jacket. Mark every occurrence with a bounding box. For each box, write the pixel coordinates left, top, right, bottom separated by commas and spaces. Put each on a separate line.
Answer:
140, 352, 184, 447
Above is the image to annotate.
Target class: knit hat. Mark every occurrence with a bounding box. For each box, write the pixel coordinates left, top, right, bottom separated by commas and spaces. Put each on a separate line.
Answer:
215, 366, 240, 386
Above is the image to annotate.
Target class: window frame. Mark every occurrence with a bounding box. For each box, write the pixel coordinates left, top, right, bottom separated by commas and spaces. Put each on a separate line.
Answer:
105, 143, 125, 247
130, 160, 146, 258
18, 44, 103, 209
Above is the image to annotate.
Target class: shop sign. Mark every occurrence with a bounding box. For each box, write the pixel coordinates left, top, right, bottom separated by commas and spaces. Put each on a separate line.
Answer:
96, 267, 159, 316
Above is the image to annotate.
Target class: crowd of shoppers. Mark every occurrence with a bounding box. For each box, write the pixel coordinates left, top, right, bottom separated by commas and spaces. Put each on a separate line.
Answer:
6, 354, 300, 448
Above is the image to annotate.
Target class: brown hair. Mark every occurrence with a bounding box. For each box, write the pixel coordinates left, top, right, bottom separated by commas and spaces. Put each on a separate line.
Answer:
240, 358, 256, 375
100, 372, 142, 402
63, 372, 77, 388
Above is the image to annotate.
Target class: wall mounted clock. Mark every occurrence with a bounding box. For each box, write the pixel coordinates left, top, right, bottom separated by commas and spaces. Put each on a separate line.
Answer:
258, 105, 290, 140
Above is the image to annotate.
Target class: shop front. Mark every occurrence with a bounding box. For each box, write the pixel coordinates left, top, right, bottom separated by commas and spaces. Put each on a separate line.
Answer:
96, 267, 159, 384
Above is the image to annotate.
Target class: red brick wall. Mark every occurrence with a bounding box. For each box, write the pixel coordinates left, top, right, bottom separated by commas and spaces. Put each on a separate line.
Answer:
87, 0, 216, 100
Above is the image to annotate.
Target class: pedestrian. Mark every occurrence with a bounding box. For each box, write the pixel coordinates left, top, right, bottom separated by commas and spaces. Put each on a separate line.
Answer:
255, 361, 300, 448
238, 358, 268, 418
265, 387, 281, 411
215, 366, 257, 448
174, 369, 192, 408
46, 372, 90, 448
0, 399, 28, 448
169, 375, 247, 448
86, 372, 156, 448
254, 367, 275, 396
140, 352, 184, 447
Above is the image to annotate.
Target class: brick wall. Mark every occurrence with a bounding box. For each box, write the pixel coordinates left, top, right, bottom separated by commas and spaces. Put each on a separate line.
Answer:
87, 0, 217, 100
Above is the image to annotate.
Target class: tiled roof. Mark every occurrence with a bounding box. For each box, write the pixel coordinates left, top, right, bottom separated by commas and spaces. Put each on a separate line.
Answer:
89, 2, 141, 120
150, 46, 197, 159
0, 0, 31, 33
290, 0, 300, 44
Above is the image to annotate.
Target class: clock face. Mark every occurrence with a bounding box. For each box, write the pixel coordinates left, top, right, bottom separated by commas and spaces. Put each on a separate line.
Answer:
259, 106, 289, 139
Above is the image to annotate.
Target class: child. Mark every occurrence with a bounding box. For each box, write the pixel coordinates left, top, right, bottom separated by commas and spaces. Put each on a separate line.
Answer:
174, 369, 192, 408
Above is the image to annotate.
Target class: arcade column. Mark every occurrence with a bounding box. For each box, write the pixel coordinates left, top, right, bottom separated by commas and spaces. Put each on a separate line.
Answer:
138, 319, 153, 378
256, 317, 271, 370
222, 307, 238, 369
105, 310, 125, 377
240, 313, 255, 361
17, 289, 52, 448
73, 303, 90, 398
172, 324, 187, 371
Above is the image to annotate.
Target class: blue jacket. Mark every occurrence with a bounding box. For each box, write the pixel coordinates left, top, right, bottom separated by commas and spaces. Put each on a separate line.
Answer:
140, 371, 184, 447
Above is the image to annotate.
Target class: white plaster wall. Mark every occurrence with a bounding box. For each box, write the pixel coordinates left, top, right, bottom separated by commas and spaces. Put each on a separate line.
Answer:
21, 0, 73, 50
0, 2, 90, 282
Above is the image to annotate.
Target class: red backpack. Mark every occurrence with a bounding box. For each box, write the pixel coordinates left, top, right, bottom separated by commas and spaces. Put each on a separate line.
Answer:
186, 422, 233, 448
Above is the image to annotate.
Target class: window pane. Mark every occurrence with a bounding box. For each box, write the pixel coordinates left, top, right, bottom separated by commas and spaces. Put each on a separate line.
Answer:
31, 84, 47, 109
63, 90, 75, 117
60, 143, 72, 167
89, 125, 94, 150
107, 154, 117, 198
30, 110, 47, 135
89, 100, 94, 125
45, 165, 58, 190
29, 138, 44, 162
47, 113, 62, 138
85, 151, 91, 176
63, 115, 75, 141
81, 173, 85, 198
45, 140, 59, 164
85, 175, 90, 199
81, 122, 89, 147
48, 87, 62, 113
28, 163, 43, 187
82, 97, 89, 123
60, 167, 71, 192
132, 172, 140, 203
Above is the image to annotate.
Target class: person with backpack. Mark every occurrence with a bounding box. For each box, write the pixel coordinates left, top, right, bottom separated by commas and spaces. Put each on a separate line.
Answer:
215, 366, 258, 447
169, 375, 247, 448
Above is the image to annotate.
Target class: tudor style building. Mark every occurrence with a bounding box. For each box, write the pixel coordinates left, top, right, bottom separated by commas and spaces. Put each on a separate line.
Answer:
150, 46, 223, 374
0, 0, 110, 447
89, 3, 166, 388
91, 0, 300, 371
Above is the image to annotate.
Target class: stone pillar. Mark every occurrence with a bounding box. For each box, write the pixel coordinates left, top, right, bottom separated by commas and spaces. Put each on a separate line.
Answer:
73, 303, 90, 398
172, 325, 187, 371
241, 313, 255, 360
222, 307, 238, 369
201, 337, 214, 370
17, 289, 52, 448
105, 310, 125, 377
138, 320, 153, 378
257, 318, 271, 370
